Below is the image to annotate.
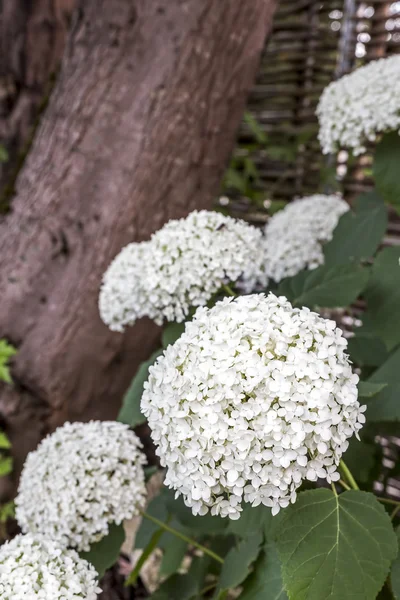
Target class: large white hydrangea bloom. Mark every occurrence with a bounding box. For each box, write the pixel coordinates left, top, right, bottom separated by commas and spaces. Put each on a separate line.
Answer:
0, 533, 101, 600
317, 55, 400, 155
15, 421, 147, 551
263, 194, 348, 282
99, 210, 267, 331
142, 294, 365, 519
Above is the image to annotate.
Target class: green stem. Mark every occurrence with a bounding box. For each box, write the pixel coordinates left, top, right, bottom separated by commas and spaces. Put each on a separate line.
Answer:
339, 460, 359, 490
198, 582, 217, 596
377, 497, 400, 508
391, 505, 400, 521
331, 482, 338, 496
222, 284, 236, 297
140, 511, 224, 565
339, 479, 351, 491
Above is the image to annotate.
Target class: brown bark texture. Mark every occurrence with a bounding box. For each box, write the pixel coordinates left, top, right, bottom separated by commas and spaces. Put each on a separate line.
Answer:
0, 0, 75, 199
0, 0, 277, 492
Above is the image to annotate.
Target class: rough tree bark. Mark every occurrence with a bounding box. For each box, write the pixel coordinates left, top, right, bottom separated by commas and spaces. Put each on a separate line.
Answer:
0, 0, 277, 488
0, 0, 75, 201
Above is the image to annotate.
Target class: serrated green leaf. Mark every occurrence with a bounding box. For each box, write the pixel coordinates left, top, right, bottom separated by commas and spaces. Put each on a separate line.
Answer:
278, 264, 369, 309
80, 523, 125, 578
117, 349, 163, 427
323, 191, 387, 266
358, 381, 387, 398
227, 504, 272, 538
374, 132, 400, 208
218, 532, 263, 591
162, 322, 185, 348
391, 527, 400, 599
241, 544, 288, 600
363, 247, 400, 351
275, 489, 397, 600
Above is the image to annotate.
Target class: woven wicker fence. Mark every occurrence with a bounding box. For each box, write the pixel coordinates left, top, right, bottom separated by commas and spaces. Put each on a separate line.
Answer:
238, 0, 400, 208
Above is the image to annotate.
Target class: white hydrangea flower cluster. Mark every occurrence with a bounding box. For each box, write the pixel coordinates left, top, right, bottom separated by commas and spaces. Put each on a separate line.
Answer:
141, 294, 365, 519
317, 54, 400, 155
0, 533, 101, 600
15, 421, 147, 551
99, 210, 267, 331
263, 194, 349, 282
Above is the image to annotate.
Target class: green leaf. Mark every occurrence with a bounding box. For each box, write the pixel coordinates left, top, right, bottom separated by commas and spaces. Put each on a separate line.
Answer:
0, 340, 17, 384
391, 527, 400, 599
275, 489, 397, 600
278, 264, 369, 309
0, 501, 14, 523
160, 536, 187, 578
117, 349, 163, 427
323, 191, 388, 266
162, 322, 185, 348
347, 332, 389, 368
0, 145, 8, 163
168, 495, 229, 536
227, 504, 272, 538
218, 532, 263, 591
374, 132, 400, 208
343, 439, 376, 484
152, 556, 211, 600
80, 523, 125, 578
358, 381, 387, 398
0, 457, 12, 477
363, 247, 400, 351
241, 544, 288, 600
135, 489, 171, 548
365, 346, 400, 422
0, 432, 11, 450
127, 525, 164, 586
224, 168, 247, 193
244, 112, 268, 145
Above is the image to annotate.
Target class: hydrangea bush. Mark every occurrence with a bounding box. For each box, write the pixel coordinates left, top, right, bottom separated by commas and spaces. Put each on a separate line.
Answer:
15, 421, 146, 551
142, 294, 364, 519
0, 534, 101, 599
317, 55, 400, 156
99, 210, 266, 330
5, 58, 400, 600
262, 194, 349, 281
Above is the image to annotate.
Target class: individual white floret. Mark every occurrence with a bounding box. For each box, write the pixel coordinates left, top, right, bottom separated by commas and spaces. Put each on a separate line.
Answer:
99, 210, 267, 331
15, 421, 147, 551
141, 294, 365, 519
0, 533, 101, 600
263, 194, 348, 282
317, 55, 400, 155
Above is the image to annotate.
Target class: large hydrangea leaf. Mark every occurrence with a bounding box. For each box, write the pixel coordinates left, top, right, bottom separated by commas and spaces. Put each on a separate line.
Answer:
323, 191, 387, 267
241, 544, 288, 600
275, 489, 397, 600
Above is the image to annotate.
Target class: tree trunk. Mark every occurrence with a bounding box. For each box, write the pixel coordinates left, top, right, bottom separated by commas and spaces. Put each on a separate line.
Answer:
0, 0, 75, 205
0, 0, 277, 492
